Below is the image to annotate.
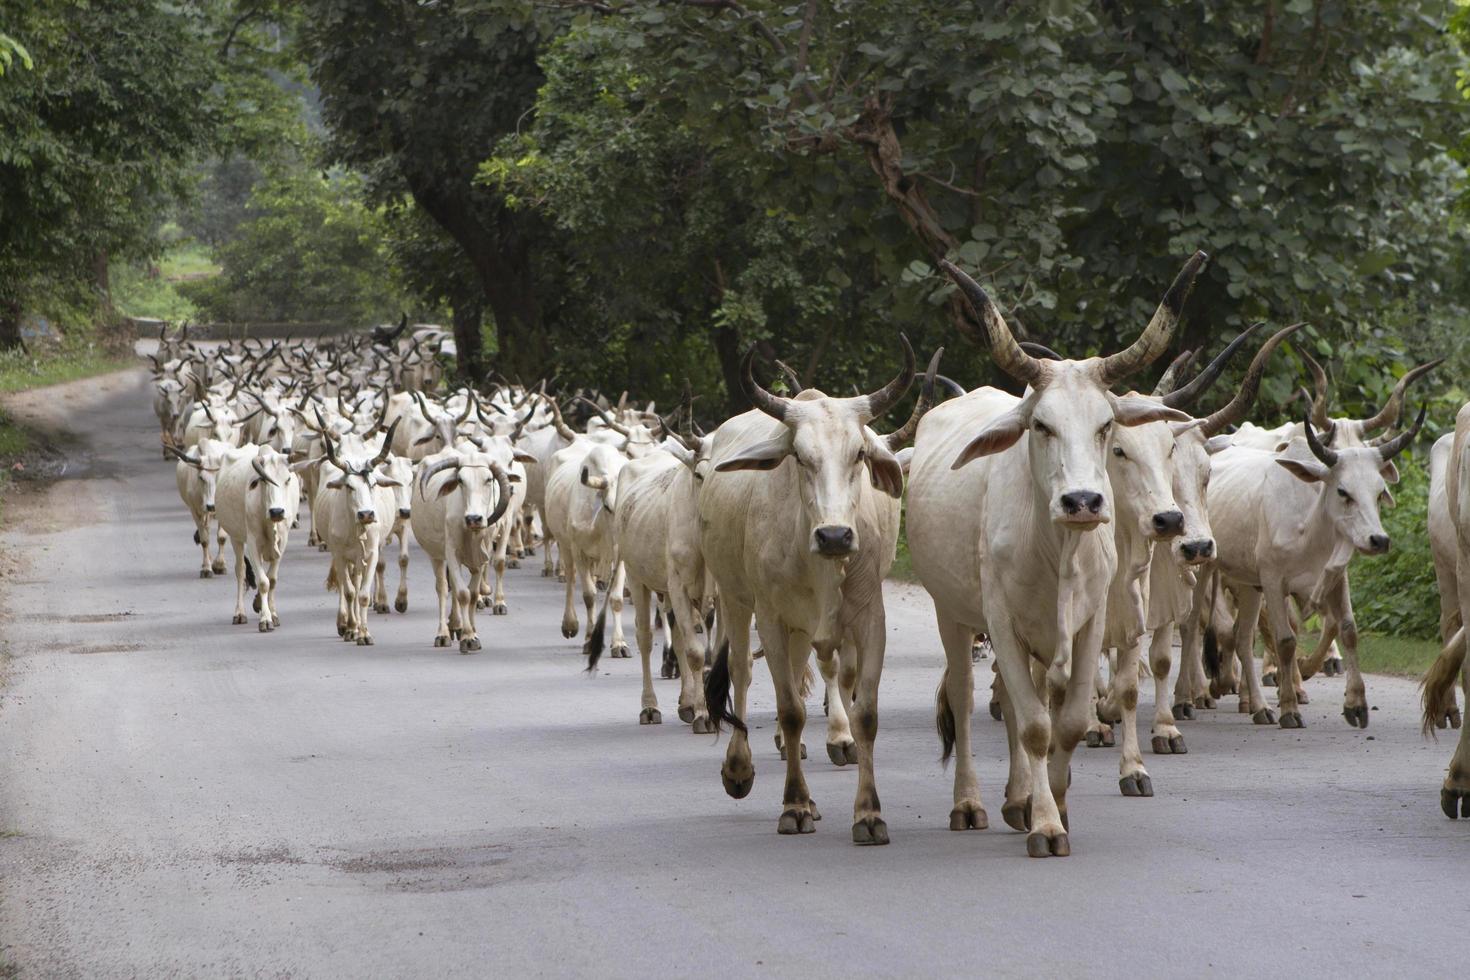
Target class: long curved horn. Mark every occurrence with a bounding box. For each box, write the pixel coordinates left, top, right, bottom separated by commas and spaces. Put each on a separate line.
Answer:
860, 334, 916, 422
417, 456, 461, 496
510, 404, 536, 441
773, 359, 803, 391
411, 389, 436, 422
934, 375, 967, 397
454, 391, 476, 425
1359, 359, 1444, 434
938, 260, 1045, 387
374, 389, 390, 432
1296, 345, 1332, 429
165, 445, 202, 468
887, 348, 943, 450
370, 418, 401, 467
1163, 322, 1265, 408
577, 396, 632, 435
1152, 348, 1198, 397
1303, 413, 1339, 467
548, 399, 578, 441
741, 348, 792, 421
1098, 250, 1208, 384
487, 464, 514, 526
1199, 323, 1303, 436
251, 457, 279, 487
1375, 404, 1427, 462
1019, 342, 1064, 362
321, 432, 346, 472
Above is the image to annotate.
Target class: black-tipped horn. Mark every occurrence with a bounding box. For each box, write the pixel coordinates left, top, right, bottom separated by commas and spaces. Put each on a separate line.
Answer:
1018, 342, 1064, 362
577, 396, 632, 435
740, 348, 792, 421
1162, 323, 1264, 408
1376, 404, 1427, 462
1199, 323, 1304, 437
939, 260, 1045, 387
887, 348, 943, 450
861, 333, 916, 422
487, 463, 513, 526
1303, 412, 1339, 468
1098, 251, 1208, 384
251, 456, 279, 487
372, 418, 401, 467
1152, 348, 1198, 397
1360, 359, 1444, 434
417, 456, 461, 496
1296, 345, 1332, 430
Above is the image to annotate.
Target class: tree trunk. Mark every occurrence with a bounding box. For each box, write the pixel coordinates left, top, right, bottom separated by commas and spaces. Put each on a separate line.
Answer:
0, 297, 24, 351
449, 282, 485, 384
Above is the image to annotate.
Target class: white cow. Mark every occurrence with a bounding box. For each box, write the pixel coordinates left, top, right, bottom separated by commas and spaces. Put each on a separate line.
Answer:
906, 253, 1202, 856
168, 439, 231, 578
1423, 403, 1470, 818
545, 440, 630, 653
315, 426, 402, 645
215, 446, 301, 631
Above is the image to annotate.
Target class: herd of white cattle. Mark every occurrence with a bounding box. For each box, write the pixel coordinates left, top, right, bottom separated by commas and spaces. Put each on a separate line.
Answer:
145, 255, 1470, 857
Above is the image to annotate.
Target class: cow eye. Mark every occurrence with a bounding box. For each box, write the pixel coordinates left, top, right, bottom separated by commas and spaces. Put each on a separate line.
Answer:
1033, 421, 1053, 437
855, 448, 866, 465
1112, 446, 1125, 458
1098, 421, 1112, 439
1336, 487, 1352, 504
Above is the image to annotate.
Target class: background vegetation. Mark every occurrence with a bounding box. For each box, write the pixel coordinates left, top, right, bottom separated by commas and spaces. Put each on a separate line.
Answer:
3, 1, 1469, 643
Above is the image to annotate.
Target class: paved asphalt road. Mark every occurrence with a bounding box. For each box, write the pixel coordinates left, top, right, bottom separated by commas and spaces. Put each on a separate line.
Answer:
1, 369, 1467, 978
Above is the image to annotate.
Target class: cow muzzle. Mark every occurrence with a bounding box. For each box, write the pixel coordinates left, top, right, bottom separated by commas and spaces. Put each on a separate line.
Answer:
205, 503, 216, 513
268, 507, 286, 522
812, 524, 856, 557
1056, 490, 1105, 525
1178, 538, 1214, 564
357, 510, 376, 525
1150, 510, 1185, 539
464, 514, 486, 529
1362, 533, 1390, 556
398, 507, 411, 520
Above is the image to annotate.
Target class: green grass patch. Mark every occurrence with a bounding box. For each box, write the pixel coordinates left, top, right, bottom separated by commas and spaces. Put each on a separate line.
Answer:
0, 345, 134, 395
1298, 630, 1441, 678
160, 243, 220, 281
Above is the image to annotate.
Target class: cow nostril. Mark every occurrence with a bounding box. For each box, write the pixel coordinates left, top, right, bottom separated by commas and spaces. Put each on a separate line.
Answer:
1153, 511, 1185, 537
357, 510, 375, 523
268, 508, 285, 520
813, 525, 855, 555
205, 504, 215, 513
1060, 491, 1104, 516
398, 508, 411, 519
1369, 534, 1391, 553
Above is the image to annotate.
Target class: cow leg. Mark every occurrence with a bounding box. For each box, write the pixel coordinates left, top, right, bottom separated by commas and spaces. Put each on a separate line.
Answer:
935, 613, 987, 831
1445, 660, 1470, 816
230, 539, 249, 625
815, 646, 855, 767
373, 551, 390, 614
1260, 584, 1303, 727
667, 576, 710, 731
1084, 654, 1115, 748
1149, 625, 1186, 752
264, 555, 282, 629
333, 556, 351, 638
246, 538, 271, 632
606, 562, 628, 657
1105, 634, 1151, 796
990, 619, 1067, 856
212, 523, 227, 576
1299, 614, 1338, 679
395, 526, 410, 614
757, 618, 815, 836
559, 549, 579, 639
1229, 587, 1273, 723
846, 606, 888, 845
445, 556, 463, 640
542, 519, 557, 578
632, 582, 659, 724
1323, 578, 1368, 728
457, 560, 482, 653
431, 558, 451, 647
719, 601, 756, 799
1175, 589, 1207, 714
195, 511, 214, 578
490, 525, 509, 615
1049, 615, 1105, 837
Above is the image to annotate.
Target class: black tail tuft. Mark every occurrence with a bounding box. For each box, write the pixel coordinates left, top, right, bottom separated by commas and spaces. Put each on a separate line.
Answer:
1203, 627, 1221, 679
244, 557, 257, 590
935, 669, 956, 766
193, 529, 201, 545
704, 641, 745, 734
582, 600, 608, 674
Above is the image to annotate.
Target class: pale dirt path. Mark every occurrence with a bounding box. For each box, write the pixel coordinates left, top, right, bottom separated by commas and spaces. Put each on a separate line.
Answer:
1, 369, 1466, 978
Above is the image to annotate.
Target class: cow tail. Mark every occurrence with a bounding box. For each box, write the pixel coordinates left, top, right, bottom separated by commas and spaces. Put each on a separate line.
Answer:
704, 641, 746, 734
1202, 569, 1222, 680
1422, 627, 1467, 737
582, 597, 608, 674
935, 667, 957, 766
799, 661, 817, 700
244, 557, 257, 590
324, 564, 338, 593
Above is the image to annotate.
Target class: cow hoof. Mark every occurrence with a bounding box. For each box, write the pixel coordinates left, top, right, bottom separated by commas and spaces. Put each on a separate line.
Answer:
1297, 689, 1310, 705
1209, 679, 1237, 698
258, 620, 273, 633
1193, 695, 1216, 710
252, 594, 262, 613
1170, 734, 1187, 753
271, 615, 280, 627
1441, 787, 1470, 819
1263, 671, 1277, 688
611, 643, 630, 659
1449, 707, 1463, 730
394, 598, 408, 613
949, 801, 988, 831
493, 603, 508, 616
778, 742, 807, 762
852, 816, 889, 845
1150, 734, 1173, 755
660, 662, 674, 680
1001, 797, 1032, 833
460, 637, 481, 654
561, 625, 577, 639
1325, 659, 1344, 676
212, 560, 226, 575
357, 635, 374, 646
542, 567, 553, 578
1252, 707, 1277, 725
373, 603, 389, 615
778, 808, 816, 836
826, 741, 856, 767
524, 547, 537, 557
1343, 704, 1369, 728
691, 715, 715, 735
1119, 773, 1154, 797
988, 700, 1003, 722
1279, 711, 1305, 729
507, 559, 520, 570
1026, 831, 1069, 858
639, 707, 662, 725
677, 705, 695, 724
1085, 730, 1103, 749
199, 569, 213, 579
231, 614, 247, 625
1171, 702, 1194, 721
722, 766, 754, 800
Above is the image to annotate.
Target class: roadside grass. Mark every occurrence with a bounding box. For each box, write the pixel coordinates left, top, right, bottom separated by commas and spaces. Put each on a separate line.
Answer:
0, 345, 134, 396
1297, 630, 1442, 678
112, 242, 218, 323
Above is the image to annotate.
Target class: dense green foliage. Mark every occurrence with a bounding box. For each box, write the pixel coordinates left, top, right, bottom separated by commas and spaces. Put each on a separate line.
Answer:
179, 168, 405, 324
1352, 457, 1442, 639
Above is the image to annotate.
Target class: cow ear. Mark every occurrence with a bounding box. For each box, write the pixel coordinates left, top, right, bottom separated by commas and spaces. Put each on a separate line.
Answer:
325, 478, 347, 489
1380, 460, 1400, 485
863, 436, 905, 498
1380, 487, 1397, 509
1168, 419, 1203, 438
436, 478, 461, 498
508, 473, 523, 483
1204, 434, 1234, 454
715, 433, 793, 473
1274, 457, 1328, 483
1109, 393, 1191, 427
413, 433, 438, 446
952, 410, 1026, 469
376, 476, 403, 488
513, 449, 537, 464
894, 446, 915, 474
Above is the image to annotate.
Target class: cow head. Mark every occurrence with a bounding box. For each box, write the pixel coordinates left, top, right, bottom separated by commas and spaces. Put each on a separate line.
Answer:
376, 454, 415, 521
169, 439, 227, 512
580, 442, 630, 516
1107, 421, 1184, 541
942, 253, 1207, 528
1275, 408, 1424, 556
715, 337, 914, 558
418, 451, 512, 530
248, 448, 294, 523
322, 420, 401, 525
